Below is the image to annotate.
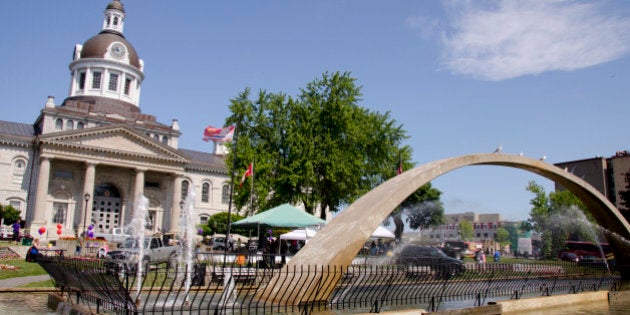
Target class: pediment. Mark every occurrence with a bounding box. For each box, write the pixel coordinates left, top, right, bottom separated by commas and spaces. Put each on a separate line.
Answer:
40, 125, 188, 162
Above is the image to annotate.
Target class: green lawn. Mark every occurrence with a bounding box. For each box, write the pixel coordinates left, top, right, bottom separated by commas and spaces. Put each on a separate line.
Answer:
0, 259, 47, 280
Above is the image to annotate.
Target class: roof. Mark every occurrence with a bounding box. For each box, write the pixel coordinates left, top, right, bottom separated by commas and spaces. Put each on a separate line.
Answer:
106, 0, 125, 12
81, 32, 141, 69
0, 120, 36, 137
231, 204, 326, 228
179, 148, 226, 170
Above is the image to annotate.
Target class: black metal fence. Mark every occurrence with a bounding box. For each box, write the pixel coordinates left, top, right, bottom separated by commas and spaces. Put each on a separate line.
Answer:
36, 253, 621, 314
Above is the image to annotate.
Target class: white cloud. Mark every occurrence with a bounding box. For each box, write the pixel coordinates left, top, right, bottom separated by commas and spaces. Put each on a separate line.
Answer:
434, 0, 630, 80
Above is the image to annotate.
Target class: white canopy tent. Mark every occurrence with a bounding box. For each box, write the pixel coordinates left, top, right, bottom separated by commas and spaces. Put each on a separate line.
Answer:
279, 228, 319, 242
370, 226, 395, 239
279, 226, 395, 242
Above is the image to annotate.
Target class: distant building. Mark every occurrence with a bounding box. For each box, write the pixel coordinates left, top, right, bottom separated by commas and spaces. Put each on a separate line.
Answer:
555, 150, 630, 220
414, 212, 508, 250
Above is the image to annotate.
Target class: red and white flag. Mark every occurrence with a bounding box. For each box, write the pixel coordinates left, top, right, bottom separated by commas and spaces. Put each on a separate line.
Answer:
202, 125, 235, 142
397, 158, 403, 175
240, 162, 253, 187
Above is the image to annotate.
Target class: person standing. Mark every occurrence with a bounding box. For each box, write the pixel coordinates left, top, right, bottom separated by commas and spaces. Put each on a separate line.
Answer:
12, 219, 20, 245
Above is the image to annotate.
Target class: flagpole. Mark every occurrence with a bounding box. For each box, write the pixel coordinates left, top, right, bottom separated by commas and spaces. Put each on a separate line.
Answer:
249, 159, 254, 216
224, 123, 239, 266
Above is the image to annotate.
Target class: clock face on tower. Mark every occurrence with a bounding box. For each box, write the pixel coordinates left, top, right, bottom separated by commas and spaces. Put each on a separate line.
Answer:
110, 42, 126, 59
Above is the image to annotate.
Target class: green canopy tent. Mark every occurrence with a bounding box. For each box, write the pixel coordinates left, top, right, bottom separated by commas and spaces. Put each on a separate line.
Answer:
231, 204, 326, 260
231, 203, 326, 229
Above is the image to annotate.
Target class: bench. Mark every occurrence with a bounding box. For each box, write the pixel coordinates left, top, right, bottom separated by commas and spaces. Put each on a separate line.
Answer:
211, 267, 257, 285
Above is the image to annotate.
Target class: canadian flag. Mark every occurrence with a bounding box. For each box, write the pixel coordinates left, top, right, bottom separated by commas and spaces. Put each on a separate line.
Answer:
240, 162, 253, 187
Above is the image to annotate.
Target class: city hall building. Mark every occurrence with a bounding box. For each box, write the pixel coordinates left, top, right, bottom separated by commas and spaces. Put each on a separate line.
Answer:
0, 1, 230, 238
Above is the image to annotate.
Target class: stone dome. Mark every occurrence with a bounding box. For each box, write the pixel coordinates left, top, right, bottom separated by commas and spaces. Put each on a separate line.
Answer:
80, 31, 141, 69
106, 0, 125, 13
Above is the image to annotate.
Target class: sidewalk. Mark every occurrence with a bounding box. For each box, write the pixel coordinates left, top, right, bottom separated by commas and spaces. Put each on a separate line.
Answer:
0, 274, 51, 288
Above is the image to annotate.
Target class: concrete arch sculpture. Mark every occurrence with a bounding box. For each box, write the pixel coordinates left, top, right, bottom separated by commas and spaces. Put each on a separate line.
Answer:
263, 153, 630, 303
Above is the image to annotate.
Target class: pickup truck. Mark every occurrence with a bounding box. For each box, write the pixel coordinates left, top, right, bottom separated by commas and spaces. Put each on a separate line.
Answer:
93, 228, 130, 245
105, 235, 179, 274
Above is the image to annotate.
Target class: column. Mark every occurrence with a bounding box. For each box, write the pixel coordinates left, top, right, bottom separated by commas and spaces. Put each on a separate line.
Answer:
134, 168, 146, 204
169, 175, 182, 234
80, 163, 96, 234
31, 157, 51, 229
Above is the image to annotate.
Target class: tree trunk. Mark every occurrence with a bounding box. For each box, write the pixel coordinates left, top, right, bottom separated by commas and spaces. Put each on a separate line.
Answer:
393, 214, 404, 240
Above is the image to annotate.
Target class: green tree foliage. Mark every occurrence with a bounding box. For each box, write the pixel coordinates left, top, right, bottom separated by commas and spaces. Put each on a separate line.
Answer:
399, 183, 446, 238
225, 72, 411, 220
200, 212, 246, 236
458, 220, 474, 241
616, 172, 630, 221
496, 227, 510, 246
0, 204, 21, 225
526, 180, 596, 259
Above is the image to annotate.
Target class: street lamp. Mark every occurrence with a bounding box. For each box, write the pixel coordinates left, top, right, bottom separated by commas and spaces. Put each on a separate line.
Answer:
83, 193, 91, 239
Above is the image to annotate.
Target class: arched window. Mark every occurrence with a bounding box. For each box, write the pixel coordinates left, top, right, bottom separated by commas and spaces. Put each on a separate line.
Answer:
201, 182, 210, 203
13, 158, 26, 177
77, 122, 85, 129
162, 136, 168, 144
66, 120, 74, 130
200, 214, 209, 225
221, 185, 230, 204
55, 118, 63, 130
181, 180, 190, 201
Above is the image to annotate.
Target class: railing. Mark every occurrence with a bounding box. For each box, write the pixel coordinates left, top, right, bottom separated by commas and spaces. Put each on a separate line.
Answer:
36, 253, 621, 314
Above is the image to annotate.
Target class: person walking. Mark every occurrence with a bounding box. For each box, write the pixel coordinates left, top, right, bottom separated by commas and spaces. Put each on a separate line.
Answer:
12, 219, 21, 245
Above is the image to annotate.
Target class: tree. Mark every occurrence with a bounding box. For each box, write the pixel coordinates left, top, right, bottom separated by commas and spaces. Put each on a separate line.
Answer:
616, 171, 630, 221
458, 220, 474, 241
226, 72, 409, 220
526, 180, 593, 259
0, 204, 21, 226
400, 183, 446, 238
496, 227, 510, 246
201, 212, 246, 237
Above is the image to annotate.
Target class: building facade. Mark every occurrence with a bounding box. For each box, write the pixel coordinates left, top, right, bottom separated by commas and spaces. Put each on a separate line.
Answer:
555, 150, 630, 219
0, 1, 230, 238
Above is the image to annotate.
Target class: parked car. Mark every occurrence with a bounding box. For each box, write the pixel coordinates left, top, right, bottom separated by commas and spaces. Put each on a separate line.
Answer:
560, 252, 579, 263
0, 226, 13, 240
577, 255, 613, 269
395, 245, 466, 279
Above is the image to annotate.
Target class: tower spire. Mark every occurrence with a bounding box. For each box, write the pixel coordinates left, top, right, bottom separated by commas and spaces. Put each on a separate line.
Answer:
102, 0, 126, 35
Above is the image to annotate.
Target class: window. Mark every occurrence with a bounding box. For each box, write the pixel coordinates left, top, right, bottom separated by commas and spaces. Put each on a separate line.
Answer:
200, 215, 209, 225
52, 202, 68, 224
145, 182, 160, 188
108, 73, 119, 91
77, 122, 85, 129
153, 134, 159, 140
13, 159, 26, 176
162, 136, 168, 144
55, 118, 63, 130
66, 120, 74, 130
92, 72, 102, 89
181, 180, 189, 201
124, 78, 132, 95
9, 200, 21, 211
113, 17, 118, 26
79, 72, 86, 89
221, 185, 230, 204
53, 170, 73, 180
202, 183, 210, 203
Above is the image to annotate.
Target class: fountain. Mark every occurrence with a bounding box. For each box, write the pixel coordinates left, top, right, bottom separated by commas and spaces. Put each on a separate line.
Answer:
178, 190, 196, 305
127, 195, 149, 299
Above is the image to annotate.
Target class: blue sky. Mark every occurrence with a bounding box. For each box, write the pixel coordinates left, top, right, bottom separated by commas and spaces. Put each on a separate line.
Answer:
3, 1, 630, 222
